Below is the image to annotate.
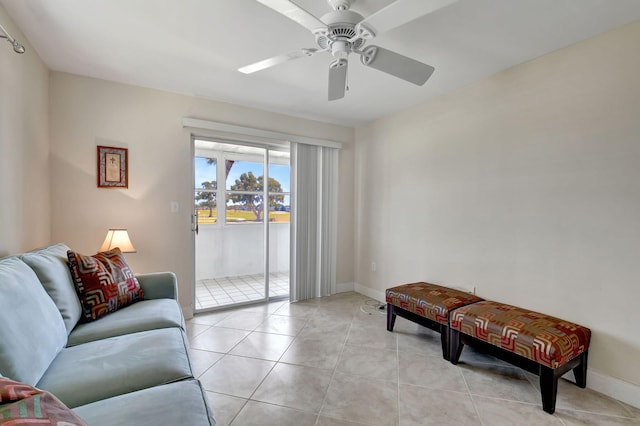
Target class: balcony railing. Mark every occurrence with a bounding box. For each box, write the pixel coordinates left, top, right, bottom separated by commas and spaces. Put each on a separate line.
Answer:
195, 222, 289, 310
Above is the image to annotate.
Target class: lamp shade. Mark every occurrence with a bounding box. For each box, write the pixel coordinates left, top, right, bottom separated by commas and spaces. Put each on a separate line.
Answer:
99, 229, 136, 253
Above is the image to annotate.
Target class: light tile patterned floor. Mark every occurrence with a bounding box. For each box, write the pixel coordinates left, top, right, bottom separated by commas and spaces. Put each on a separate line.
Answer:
186, 292, 640, 426
195, 272, 289, 310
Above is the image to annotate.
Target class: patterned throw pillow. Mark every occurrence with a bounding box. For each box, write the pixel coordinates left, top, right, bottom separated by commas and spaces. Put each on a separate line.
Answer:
0, 377, 88, 425
67, 248, 144, 322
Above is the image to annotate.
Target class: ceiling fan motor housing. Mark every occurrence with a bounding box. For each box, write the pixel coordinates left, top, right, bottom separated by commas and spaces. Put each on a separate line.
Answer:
315, 9, 365, 56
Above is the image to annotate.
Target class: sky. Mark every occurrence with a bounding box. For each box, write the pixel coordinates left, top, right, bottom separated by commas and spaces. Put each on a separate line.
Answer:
195, 157, 290, 193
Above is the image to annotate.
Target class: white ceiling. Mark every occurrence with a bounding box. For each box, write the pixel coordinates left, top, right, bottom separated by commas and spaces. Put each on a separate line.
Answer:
3, 0, 640, 127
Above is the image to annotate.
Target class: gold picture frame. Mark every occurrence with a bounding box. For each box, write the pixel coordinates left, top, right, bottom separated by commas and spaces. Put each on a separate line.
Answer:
97, 146, 128, 188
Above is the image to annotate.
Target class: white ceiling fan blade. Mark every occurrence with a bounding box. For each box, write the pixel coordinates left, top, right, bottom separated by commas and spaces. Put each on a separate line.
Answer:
255, 0, 326, 33
239, 48, 317, 74
328, 59, 348, 101
357, 0, 457, 37
360, 46, 434, 86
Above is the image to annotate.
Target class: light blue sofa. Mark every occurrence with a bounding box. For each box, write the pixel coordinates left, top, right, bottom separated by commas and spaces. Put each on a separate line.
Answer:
0, 243, 216, 425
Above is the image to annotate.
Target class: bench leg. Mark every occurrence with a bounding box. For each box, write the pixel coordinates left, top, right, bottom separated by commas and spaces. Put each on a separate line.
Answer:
540, 366, 558, 414
439, 324, 450, 360
573, 350, 588, 388
449, 329, 464, 365
386, 303, 396, 332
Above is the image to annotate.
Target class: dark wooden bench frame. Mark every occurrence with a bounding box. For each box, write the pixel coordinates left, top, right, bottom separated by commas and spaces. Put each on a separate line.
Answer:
387, 303, 451, 360
449, 328, 589, 414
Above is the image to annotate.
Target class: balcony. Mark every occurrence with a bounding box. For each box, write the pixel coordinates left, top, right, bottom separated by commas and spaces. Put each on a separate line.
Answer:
195, 222, 289, 311
195, 271, 289, 310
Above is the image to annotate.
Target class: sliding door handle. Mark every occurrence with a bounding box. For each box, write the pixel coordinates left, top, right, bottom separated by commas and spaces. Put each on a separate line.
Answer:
192, 214, 199, 235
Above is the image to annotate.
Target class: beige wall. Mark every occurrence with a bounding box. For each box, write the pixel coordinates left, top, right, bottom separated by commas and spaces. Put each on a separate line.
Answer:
0, 5, 50, 256
5, 0, 637, 403
355, 20, 640, 392
49, 72, 355, 316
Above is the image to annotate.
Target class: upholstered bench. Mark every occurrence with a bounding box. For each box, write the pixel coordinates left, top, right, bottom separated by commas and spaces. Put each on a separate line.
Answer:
386, 282, 484, 359
449, 300, 591, 414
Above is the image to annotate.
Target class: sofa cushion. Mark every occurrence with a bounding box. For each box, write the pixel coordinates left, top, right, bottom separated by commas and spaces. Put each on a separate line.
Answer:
36, 328, 193, 408
67, 298, 186, 346
0, 377, 88, 425
73, 379, 216, 426
67, 248, 144, 321
20, 243, 83, 334
0, 257, 67, 386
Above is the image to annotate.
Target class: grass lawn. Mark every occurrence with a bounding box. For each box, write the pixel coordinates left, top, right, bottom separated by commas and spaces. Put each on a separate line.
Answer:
196, 209, 289, 224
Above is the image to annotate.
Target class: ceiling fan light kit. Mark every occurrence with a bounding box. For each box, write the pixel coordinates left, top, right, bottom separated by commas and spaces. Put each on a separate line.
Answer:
243, 0, 456, 100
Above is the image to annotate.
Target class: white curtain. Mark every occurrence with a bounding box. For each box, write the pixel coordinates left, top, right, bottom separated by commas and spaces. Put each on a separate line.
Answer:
290, 143, 339, 301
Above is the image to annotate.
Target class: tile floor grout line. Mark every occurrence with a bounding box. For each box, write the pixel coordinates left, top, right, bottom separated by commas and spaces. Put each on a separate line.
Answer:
221, 313, 278, 423
551, 407, 638, 420
557, 413, 569, 426
458, 357, 485, 426
239, 310, 311, 423
194, 351, 225, 380
612, 398, 639, 419
313, 307, 356, 425
187, 324, 212, 339
189, 293, 634, 424
244, 362, 278, 407
227, 397, 250, 426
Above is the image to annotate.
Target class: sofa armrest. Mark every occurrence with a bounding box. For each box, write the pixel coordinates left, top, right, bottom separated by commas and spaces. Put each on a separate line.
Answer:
136, 272, 177, 300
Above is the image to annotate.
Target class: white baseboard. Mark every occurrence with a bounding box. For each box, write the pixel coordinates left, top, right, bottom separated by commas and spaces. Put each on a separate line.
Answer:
354, 282, 385, 303
351, 283, 639, 410
181, 304, 194, 320
336, 282, 355, 293
588, 369, 640, 409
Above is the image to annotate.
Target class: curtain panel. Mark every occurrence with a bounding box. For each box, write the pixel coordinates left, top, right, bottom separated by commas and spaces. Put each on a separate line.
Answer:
290, 143, 339, 301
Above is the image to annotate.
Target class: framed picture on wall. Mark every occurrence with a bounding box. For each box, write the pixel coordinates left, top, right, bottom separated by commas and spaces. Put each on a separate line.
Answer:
97, 146, 128, 188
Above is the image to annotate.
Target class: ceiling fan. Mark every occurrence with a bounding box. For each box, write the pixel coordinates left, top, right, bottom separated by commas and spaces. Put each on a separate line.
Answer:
239, 0, 456, 100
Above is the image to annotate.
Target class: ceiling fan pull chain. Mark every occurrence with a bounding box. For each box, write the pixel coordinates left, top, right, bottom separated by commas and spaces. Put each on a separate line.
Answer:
346, 62, 349, 92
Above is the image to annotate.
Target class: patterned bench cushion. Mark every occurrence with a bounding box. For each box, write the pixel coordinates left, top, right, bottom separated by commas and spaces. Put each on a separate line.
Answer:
386, 282, 484, 325
450, 300, 591, 369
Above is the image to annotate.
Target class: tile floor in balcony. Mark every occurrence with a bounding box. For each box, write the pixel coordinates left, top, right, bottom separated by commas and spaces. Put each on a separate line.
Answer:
196, 272, 289, 310
187, 292, 640, 426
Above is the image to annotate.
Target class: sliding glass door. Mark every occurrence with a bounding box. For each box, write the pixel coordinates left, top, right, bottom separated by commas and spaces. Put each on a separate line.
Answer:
193, 138, 290, 312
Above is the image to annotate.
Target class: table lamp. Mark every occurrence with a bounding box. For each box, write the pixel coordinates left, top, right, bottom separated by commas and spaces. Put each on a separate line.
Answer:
99, 229, 136, 253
